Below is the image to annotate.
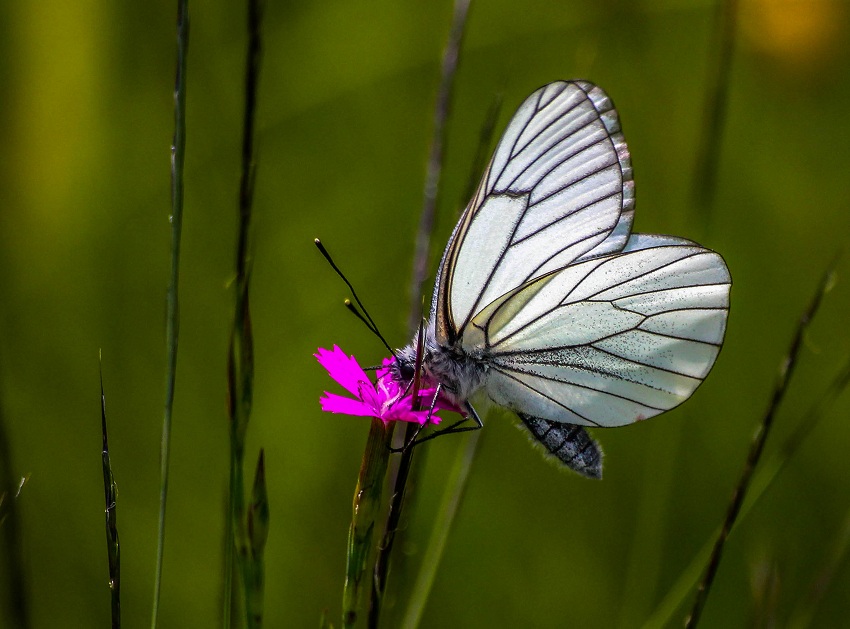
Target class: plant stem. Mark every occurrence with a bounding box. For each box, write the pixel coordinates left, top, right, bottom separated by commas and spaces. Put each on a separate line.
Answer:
406, 0, 472, 334
691, 0, 738, 222
100, 356, 121, 629
642, 350, 850, 629
684, 264, 836, 628
369, 435, 415, 629
375, 4, 473, 625
226, 0, 264, 626
401, 431, 481, 629
343, 419, 393, 629
152, 1, 188, 626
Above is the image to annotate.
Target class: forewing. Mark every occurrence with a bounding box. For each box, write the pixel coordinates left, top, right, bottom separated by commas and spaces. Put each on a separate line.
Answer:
464, 238, 731, 427
433, 81, 635, 345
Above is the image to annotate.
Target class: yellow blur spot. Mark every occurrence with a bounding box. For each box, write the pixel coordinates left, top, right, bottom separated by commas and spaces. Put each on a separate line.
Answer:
740, 0, 846, 71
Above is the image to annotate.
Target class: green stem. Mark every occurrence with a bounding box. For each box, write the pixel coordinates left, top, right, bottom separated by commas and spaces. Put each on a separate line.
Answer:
691, 0, 738, 222
343, 419, 393, 629
226, 0, 263, 625
152, 1, 188, 627
401, 431, 481, 629
683, 265, 836, 628
406, 0, 472, 333
374, 3, 472, 625
101, 359, 121, 629
643, 347, 850, 628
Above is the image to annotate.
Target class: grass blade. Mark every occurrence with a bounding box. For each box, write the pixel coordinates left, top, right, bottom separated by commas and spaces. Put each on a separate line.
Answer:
342, 419, 393, 629
683, 264, 836, 628
401, 431, 481, 629
152, 1, 189, 626
243, 450, 269, 628
406, 0, 471, 333
100, 355, 121, 629
225, 0, 265, 624
643, 348, 850, 628
395, 92, 501, 629
375, 4, 472, 625
691, 0, 738, 220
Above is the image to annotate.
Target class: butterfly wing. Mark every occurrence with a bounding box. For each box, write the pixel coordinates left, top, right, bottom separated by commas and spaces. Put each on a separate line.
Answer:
462, 237, 731, 427
433, 81, 635, 346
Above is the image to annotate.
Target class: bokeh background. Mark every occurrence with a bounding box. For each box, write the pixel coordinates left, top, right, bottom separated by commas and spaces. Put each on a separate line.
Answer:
2, 0, 850, 627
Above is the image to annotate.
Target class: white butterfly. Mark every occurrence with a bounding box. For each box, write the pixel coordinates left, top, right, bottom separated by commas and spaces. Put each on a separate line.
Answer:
394, 81, 731, 478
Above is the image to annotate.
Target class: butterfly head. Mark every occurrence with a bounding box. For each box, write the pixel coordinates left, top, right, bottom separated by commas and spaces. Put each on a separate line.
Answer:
390, 322, 487, 408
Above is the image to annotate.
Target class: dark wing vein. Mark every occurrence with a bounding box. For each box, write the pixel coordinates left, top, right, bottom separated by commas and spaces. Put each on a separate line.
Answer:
495, 361, 668, 411
578, 251, 708, 301
508, 92, 583, 162
587, 343, 709, 379
502, 113, 613, 193
512, 188, 622, 246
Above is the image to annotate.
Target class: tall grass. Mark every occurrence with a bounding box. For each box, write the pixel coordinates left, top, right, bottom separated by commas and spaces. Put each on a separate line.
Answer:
366, 2, 472, 627
100, 356, 121, 629
640, 265, 842, 629
225, 0, 266, 626
151, 0, 189, 626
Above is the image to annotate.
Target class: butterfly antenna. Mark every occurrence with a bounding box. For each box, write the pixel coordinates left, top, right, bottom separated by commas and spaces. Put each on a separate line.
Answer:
315, 238, 397, 359
343, 300, 397, 360
343, 299, 378, 335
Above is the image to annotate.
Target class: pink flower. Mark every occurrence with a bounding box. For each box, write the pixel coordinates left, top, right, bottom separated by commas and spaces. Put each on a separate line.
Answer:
315, 345, 444, 425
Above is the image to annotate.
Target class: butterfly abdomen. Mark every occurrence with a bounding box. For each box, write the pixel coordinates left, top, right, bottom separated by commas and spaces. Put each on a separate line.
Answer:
517, 413, 603, 479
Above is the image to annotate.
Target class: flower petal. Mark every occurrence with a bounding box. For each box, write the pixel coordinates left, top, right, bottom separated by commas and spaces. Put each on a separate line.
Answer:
357, 380, 381, 415
318, 348, 460, 427
320, 392, 376, 417
315, 345, 370, 398
388, 409, 442, 425
387, 394, 443, 425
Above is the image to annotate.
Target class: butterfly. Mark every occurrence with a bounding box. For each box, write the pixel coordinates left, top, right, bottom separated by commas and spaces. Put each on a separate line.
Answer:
392, 81, 731, 478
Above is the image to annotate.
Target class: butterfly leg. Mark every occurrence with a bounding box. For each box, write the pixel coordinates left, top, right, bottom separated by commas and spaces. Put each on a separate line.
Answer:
390, 400, 483, 453
404, 383, 446, 446
517, 414, 603, 479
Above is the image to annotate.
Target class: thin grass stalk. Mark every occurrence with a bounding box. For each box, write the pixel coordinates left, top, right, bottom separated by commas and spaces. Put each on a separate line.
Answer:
617, 420, 682, 628
152, 1, 188, 626
343, 419, 394, 628
245, 450, 269, 627
683, 265, 836, 628
226, 289, 255, 621
691, 0, 738, 221
368, 429, 416, 629
395, 92, 501, 629
406, 0, 471, 333
642, 348, 850, 629
401, 430, 481, 629
100, 356, 121, 629
0, 366, 28, 627
226, 424, 248, 624
371, 4, 471, 623
226, 0, 264, 626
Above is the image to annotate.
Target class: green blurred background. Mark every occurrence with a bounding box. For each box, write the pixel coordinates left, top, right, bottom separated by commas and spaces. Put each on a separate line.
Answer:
2, 0, 850, 627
